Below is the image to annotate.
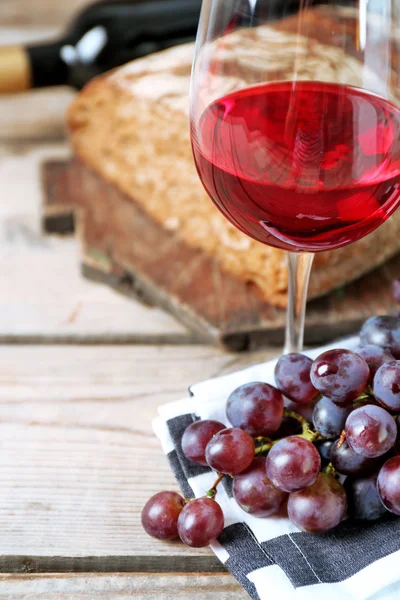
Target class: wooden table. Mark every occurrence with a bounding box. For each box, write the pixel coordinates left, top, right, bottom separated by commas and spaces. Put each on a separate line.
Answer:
0, 24, 281, 599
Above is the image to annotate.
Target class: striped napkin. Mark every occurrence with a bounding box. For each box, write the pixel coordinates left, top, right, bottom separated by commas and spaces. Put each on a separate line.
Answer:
153, 336, 400, 600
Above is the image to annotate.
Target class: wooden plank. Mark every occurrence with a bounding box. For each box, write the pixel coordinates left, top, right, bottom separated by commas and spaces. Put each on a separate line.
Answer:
0, 142, 191, 343
0, 573, 248, 599
1, 1, 90, 27
0, 344, 269, 571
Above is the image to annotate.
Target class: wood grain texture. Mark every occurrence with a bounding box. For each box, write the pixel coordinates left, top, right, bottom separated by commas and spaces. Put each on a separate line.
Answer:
0, 1, 90, 27
0, 344, 270, 572
0, 141, 190, 343
0, 573, 248, 599
0, 29, 189, 343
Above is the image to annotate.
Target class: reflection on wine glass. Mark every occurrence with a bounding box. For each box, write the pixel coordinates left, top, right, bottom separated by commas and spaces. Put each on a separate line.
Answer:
190, 0, 400, 352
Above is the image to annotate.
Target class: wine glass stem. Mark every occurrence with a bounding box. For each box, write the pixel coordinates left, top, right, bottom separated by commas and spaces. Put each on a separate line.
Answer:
284, 252, 315, 354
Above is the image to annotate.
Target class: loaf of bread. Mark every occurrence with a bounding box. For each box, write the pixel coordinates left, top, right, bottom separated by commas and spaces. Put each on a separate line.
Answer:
68, 12, 400, 308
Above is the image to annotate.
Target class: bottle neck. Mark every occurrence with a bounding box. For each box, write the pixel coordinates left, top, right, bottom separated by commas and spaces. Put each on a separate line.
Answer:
0, 41, 69, 93
0, 46, 32, 93
27, 41, 69, 88
0, 0, 202, 94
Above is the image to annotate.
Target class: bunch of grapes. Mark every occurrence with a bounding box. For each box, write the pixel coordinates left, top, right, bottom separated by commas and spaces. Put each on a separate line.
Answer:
142, 315, 400, 547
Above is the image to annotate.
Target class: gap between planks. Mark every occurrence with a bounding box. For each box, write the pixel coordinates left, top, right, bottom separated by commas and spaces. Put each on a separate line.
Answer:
0, 141, 192, 344
0, 31, 192, 345
0, 344, 273, 573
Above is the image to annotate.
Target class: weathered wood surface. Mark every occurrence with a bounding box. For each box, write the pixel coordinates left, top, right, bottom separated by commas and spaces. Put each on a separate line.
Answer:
0, 573, 248, 599
0, 27, 190, 343
0, 140, 191, 343
1, 1, 90, 28
0, 344, 269, 572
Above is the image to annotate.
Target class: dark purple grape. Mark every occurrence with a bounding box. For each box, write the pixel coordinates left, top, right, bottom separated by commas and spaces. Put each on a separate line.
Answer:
141, 491, 185, 540
312, 397, 352, 440
288, 473, 347, 534
394, 278, 400, 304
205, 428, 254, 475
226, 382, 283, 437
315, 439, 336, 462
274, 353, 318, 405
330, 439, 386, 476
181, 420, 225, 466
360, 315, 400, 359
310, 349, 369, 404
345, 473, 387, 520
345, 405, 397, 458
233, 457, 287, 517
270, 415, 302, 440
355, 345, 395, 384
266, 436, 321, 493
373, 360, 400, 412
377, 456, 400, 515
177, 497, 224, 547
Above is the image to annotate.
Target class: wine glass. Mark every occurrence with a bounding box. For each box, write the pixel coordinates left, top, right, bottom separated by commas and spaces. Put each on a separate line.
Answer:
190, 0, 400, 353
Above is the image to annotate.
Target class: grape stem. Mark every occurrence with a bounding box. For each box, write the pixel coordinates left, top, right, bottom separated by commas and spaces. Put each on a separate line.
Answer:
337, 429, 346, 448
283, 407, 309, 426
354, 392, 372, 403
205, 473, 224, 499
324, 462, 338, 478
284, 408, 324, 443
255, 440, 275, 454
254, 408, 323, 456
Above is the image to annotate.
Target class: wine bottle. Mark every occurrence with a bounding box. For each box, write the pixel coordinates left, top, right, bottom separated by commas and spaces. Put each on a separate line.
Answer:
0, 0, 202, 94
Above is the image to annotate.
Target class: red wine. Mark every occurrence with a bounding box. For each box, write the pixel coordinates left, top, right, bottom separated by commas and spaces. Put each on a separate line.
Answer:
192, 81, 400, 252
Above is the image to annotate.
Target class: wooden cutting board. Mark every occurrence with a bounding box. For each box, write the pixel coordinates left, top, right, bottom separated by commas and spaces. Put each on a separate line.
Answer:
41, 159, 400, 351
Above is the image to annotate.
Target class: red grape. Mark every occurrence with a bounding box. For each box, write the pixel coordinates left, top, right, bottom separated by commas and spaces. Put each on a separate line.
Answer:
177, 497, 224, 547
181, 420, 225, 466
233, 457, 287, 517
345, 405, 397, 458
141, 491, 185, 540
312, 396, 352, 439
330, 439, 384, 477
345, 473, 387, 521
373, 360, 400, 412
377, 456, 400, 515
356, 345, 395, 384
310, 349, 369, 404
288, 473, 347, 534
226, 382, 283, 436
266, 436, 321, 493
205, 427, 254, 475
274, 353, 318, 405
315, 439, 336, 462
360, 316, 400, 359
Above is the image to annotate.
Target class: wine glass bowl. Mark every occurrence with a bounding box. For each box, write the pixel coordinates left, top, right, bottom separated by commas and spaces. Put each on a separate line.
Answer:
192, 80, 400, 253
190, 0, 400, 351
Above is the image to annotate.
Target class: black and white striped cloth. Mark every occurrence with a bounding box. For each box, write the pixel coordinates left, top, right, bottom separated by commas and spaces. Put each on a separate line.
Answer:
153, 336, 400, 600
